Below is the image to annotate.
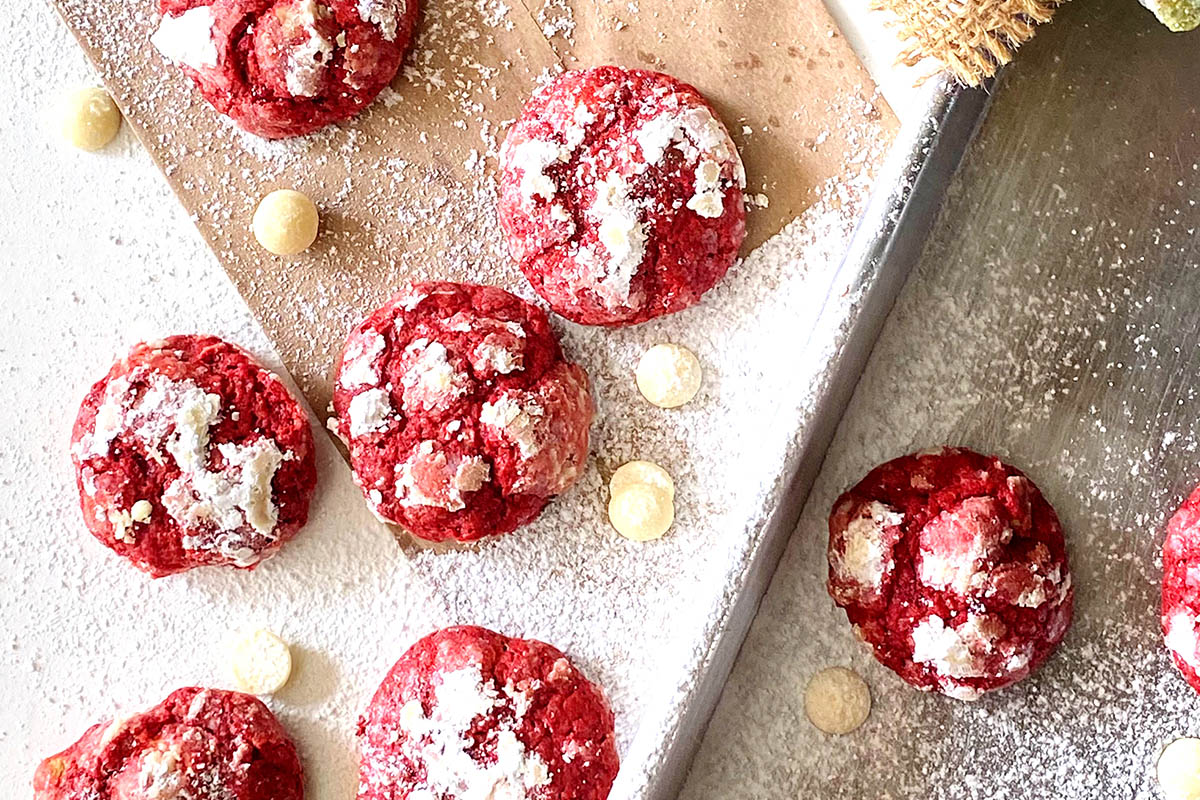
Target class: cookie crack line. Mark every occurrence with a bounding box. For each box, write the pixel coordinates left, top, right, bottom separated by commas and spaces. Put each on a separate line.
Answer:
827, 448, 1073, 700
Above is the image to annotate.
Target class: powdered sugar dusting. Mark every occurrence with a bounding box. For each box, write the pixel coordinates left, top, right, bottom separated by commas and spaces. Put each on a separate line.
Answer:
360, 665, 551, 798
683, 47, 1200, 797
22, 2, 895, 799
405, 153, 886, 798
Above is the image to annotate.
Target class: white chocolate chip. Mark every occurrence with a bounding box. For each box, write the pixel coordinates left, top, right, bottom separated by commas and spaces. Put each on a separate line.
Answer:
636, 343, 703, 408
1160, 738, 1200, 800
804, 667, 871, 735
508, 138, 570, 201
608, 483, 674, 542
109, 509, 135, 544
283, 1, 335, 97
610, 460, 675, 500
1167, 612, 1200, 670
57, 87, 122, 152
253, 189, 320, 256
130, 499, 153, 523
229, 629, 292, 695
587, 173, 647, 309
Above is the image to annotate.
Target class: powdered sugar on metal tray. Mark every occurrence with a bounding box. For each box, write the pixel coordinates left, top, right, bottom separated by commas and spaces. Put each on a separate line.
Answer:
682, 70, 1200, 798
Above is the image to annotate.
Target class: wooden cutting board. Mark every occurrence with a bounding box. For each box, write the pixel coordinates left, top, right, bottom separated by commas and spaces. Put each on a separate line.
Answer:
51, 0, 897, 417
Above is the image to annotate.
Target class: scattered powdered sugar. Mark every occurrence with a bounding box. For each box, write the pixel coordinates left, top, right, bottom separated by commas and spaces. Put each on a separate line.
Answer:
79, 369, 290, 561
361, 665, 551, 798
537, 0, 576, 42
150, 6, 218, 71
19, 3, 896, 800
402, 154, 886, 799
682, 56, 1200, 797
581, 173, 646, 309
1, 13, 452, 800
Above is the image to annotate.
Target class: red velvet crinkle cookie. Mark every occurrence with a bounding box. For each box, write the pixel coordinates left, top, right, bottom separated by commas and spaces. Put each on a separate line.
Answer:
358, 626, 619, 800
329, 282, 593, 543
498, 66, 747, 326
827, 447, 1073, 700
33, 688, 303, 800
151, 0, 418, 139
70, 335, 317, 577
1161, 483, 1200, 692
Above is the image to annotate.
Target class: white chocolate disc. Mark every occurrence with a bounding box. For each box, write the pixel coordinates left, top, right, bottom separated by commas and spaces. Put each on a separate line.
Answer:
1159, 738, 1200, 800
608, 483, 674, 542
230, 629, 293, 695
635, 343, 702, 408
59, 87, 122, 152
253, 189, 320, 256
804, 666, 871, 735
129, 499, 153, 523
610, 460, 675, 500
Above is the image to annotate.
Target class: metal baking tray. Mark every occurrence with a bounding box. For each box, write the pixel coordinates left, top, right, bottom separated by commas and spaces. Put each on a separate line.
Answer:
676, 5, 1200, 797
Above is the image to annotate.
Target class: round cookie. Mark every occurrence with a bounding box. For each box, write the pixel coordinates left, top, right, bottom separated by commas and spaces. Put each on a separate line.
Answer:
70, 335, 317, 577
826, 447, 1073, 700
498, 66, 747, 326
357, 626, 619, 800
152, 0, 418, 139
1160, 483, 1200, 692
330, 282, 593, 543
33, 687, 303, 800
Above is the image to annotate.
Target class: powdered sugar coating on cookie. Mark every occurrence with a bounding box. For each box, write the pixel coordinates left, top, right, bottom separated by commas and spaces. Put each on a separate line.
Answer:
499, 66, 747, 326
152, 0, 419, 139
33, 687, 303, 800
827, 447, 1073, 700
330, 282, 593, 543
357, 626, 618, 800
70, 335, 317, 577
1161, 483, 1200, 693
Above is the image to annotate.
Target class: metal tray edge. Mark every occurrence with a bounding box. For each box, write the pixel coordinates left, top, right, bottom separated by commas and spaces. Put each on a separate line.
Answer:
641, 76, 994, 800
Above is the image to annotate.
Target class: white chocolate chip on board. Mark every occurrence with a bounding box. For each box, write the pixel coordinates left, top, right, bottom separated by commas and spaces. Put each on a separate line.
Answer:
57, 87, 122, 152
252, 189, 320, 256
